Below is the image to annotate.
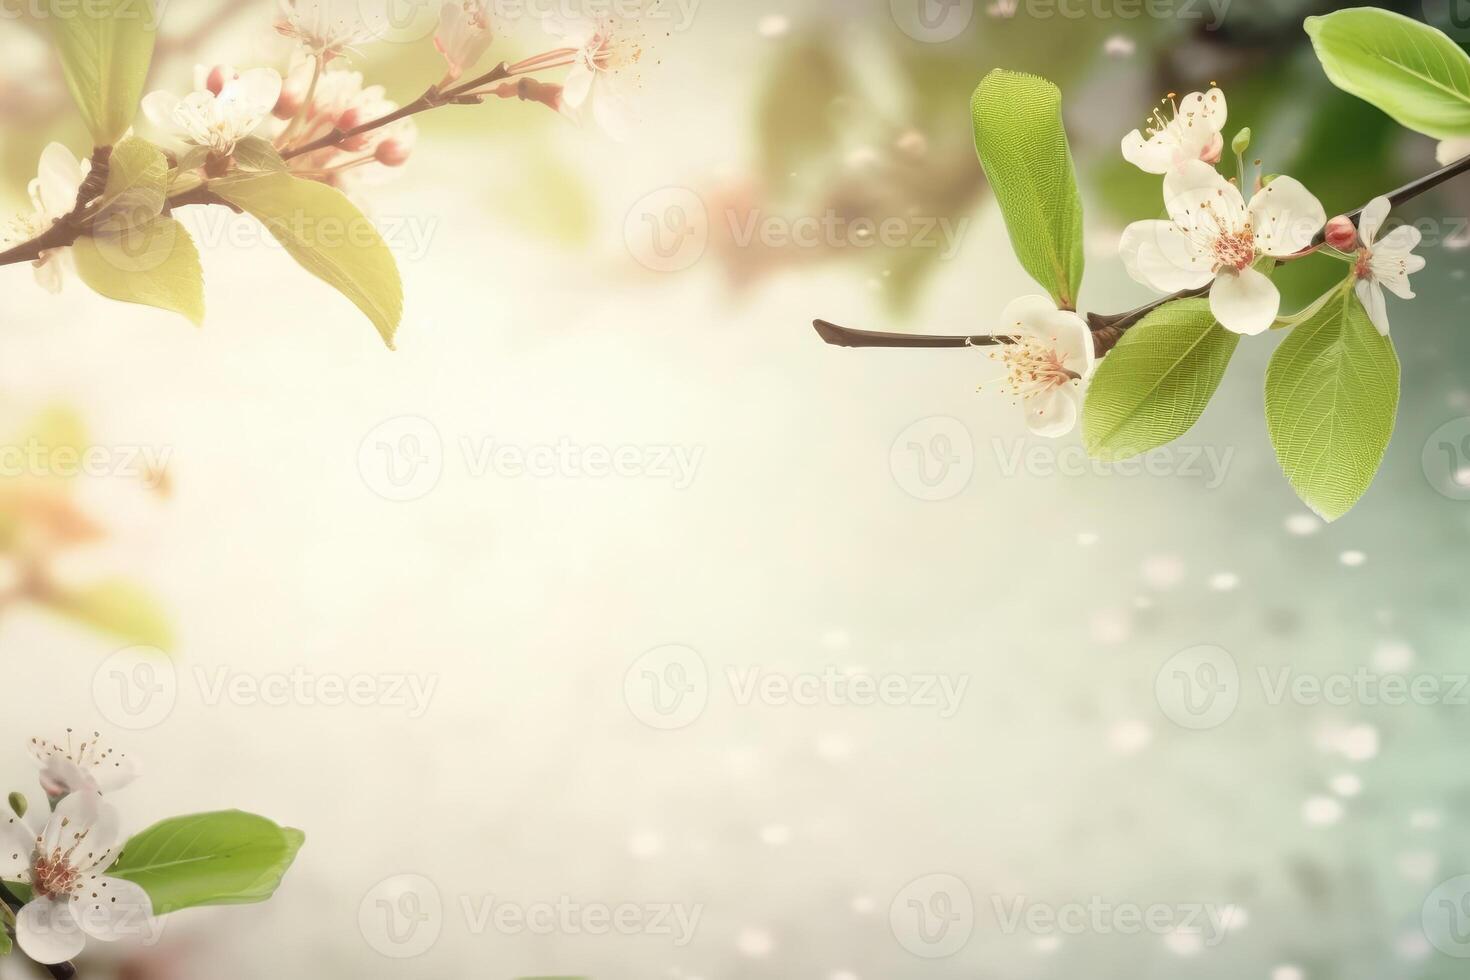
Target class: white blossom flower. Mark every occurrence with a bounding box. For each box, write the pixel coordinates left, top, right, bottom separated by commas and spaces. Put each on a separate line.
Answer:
1120, 161, 1326, 335
275, 0, 375, 58
1436, 137, 1470, 166
544, 16, 641, 140
1, 792, 156, 965
1122, 88, 1227, 174
0, 143, 87, 294
435, 1, 494, 81
985, 295, 1096, 437
1352, 196, 1425, 336
142, 67, 283, 156
29, 732, 139, 800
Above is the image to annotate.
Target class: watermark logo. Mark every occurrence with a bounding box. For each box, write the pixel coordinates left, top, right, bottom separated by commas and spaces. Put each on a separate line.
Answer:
1422, 417, 1470, 500
1155, 644, 1239, 730
92, 646, 177, 730
890, 416, 974, 501
624, 644, 709, 730
358, 416, 444, 502
890, 874, 974, 957
625, 187, 709, 273
1423, 875, 1470, 957
890, 0, 974, 42
360, 873, 443, 958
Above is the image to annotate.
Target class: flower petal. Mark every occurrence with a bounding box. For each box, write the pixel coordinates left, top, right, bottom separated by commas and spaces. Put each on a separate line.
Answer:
1121, 129, 1175, 174
1248, 175, 1325, 256
73, 876, 157, 944
561, 63, 593, 109
1375, 223, 1422, 257
35, 144, 84, 221
1119, 220, 1214, 293
0, 810, 35, 878
33, 255, 65, 294
17, 896, 86, 964
1437, 137, 1470, 166
1164, 159, 1244, 233
1025, 385, 1080, 438
1356, 278, 1390, 336
1038, 309, 1095, 379
43, 791, 121, 872
998, 294, 1059, 335
1210, 265, 1278, 335
141, 91, 183, 136
1357, 195, 1391, 248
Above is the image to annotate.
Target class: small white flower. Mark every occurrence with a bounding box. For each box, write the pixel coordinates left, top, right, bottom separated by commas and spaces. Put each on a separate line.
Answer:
275, 0, 375, 57
985, 295, 1096, 437
142, 68, 283, 156
1120, 160, 1326, 335
1, 143, 87, 294
1352, 195, 1425, 336
1, 792, 156, 965
1436, 136, 1470, 166
29, 732, 139, 800
435, 1, 494, 81
544, 16, 641, 140
1122, 88, 1227, 174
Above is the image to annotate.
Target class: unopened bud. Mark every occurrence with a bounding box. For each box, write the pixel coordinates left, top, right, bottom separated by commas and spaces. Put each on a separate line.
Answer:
8, 792, 26, 818
375, 140, 411, 167
1199, 132, 1224, 165
1324, 215, 1358, 252
273, 89, 302, 120
206, 65, 229, 96
1231, 127, 1251, 156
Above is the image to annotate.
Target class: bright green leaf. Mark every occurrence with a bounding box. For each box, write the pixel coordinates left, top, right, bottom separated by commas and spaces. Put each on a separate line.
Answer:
1083, 299, 1239, 459
1265, 287, 1399, 521
971, 69, 1085, 309
109, 811, 305, 916
93, 136, 168, 221
74, 217, 205, 326
1305, 8, 1470, 139
213, 172, 403, 348
45, 578, 173, 651
45, 0, 159, 146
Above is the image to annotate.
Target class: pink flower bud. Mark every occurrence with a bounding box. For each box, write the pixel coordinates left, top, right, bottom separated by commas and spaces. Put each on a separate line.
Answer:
375, 140, 412, 167
1324, 215, 1358, 252
205, 65, 230, 96
1199, 131, 1224, 165
273, 89, 302, 120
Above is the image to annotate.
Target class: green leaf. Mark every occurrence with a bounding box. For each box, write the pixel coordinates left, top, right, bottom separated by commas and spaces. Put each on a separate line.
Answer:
108, 811, 305, 916
1305, 8, 1470, 139
230, 137, 287, 174
1083, 299, 1239, 459
213, 173, 403, 348
971, 69, 1085, 309
94, 136, 168, 220
45, 0, 159, 146
1265, 287, 1399, 521
45, 578, 173, 651
74, 217, 205, 326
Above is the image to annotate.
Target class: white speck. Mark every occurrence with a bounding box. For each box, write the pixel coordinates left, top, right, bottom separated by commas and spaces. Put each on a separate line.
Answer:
1271, 965, 1304, 980
845, 146, 879, 169
1336, 724, 1380, 761
1133, 595, 1154, 610
1141, 554, 1186, 590
1077, 531, 1099, 546
1209, 571, 1239, 592
1396, 929, 1432, 960
1108, 720, 1152, 755
757, 14, 789, 37
1456, 466, 1470, 488
736, 928, 774, 958
895, 129, 928, 157
1103, 33, 1136, 56
1303, 795, 1343, 826
1089, 609, 1131, 645
1033, 935, 1061, 953
1396, 849, 1439, 882
760, 824, 792, 846
1220, 905, 1248, 931
1339, 550, 1366, 567
851, 895, 876, 915
1373, 639, 1415, 671
1284, 513, 1320, 536
628, 831, 663, 859
1163, 929, 1203, 956
1410, 809, 1443, 830
1330, 773, 1362, 797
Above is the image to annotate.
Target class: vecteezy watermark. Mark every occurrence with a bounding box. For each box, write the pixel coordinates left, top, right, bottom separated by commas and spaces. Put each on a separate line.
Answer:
992, 439, 1235, 489
181, 206, 440, 264
362, 0, 703, 42
358, 416, 705, 502
93, 652, 439, 729
358, 873, 702, 958
890, 416, 975, 502
1422, 417, 1470, 500
889, 0, 1230, 40
0, 438, 172, 483
988, 896, 1239, 947
0, 0, 167, 28
889, 0, 975, 42
1423, 874, 1470, 957
624, 645, 971, 730
624, 187, 710, 273
1156, 644, 1470, 731
890, 874, 975, 958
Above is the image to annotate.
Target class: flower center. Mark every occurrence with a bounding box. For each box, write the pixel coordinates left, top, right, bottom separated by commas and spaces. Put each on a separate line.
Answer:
1212, 228, 1256, 271
995, 338, 1079, 399
30, 850, 81, 900
1354, 248, 1374, 279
